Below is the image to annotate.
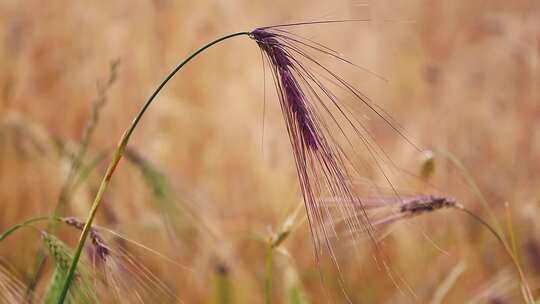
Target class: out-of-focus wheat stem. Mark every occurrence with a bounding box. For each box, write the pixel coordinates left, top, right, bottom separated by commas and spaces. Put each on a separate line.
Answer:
265, 247, 274, 304
57, 31, 250, 304
0, 217, 54, 242
25, 61, 119, 302
457, 207, 534, 303
54, 60, 120, 221
440, 150, 534, 303
264, 208, 298, 304
438, 150, 504, 237
213, 261, 232, 304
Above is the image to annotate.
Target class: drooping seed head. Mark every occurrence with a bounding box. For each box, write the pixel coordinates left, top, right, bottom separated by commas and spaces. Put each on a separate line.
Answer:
62, 217, 110, 262
251, 28, 320, 150
399, 195, 457, 215
248, 26, 436, 299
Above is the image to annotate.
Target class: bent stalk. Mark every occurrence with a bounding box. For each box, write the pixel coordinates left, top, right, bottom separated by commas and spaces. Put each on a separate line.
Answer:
57, 31, 250, 304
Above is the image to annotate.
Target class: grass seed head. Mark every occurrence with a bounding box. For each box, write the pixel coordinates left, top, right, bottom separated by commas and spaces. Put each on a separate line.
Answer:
399, 195, 457, 216
249, 25, 382, 261
41, 232, 72, 271
62, 217, 111, 262
41, 231, 96, 303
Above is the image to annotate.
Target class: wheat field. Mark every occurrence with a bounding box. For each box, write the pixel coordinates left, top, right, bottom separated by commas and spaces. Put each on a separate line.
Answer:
1, 1, 539, 303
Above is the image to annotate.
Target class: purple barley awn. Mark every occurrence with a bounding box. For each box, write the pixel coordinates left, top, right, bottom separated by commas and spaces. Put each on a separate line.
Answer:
249, 25, 422, 262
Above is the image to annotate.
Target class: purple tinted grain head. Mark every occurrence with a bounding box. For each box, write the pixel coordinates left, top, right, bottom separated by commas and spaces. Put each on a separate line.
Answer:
248, 26, 395, 266
399, 195, 456, 215
249, 25, 433, 272
251, 28, 320, 150
62, 217, 110, 262
318, 194, 459, 242
247, 27, 434, 302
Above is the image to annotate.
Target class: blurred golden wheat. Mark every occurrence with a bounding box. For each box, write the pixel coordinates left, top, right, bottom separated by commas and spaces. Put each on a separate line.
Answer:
1, 1, 539, 303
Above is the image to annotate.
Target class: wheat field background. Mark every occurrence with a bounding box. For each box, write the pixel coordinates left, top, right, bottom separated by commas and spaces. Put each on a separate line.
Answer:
0, 0, 539, 303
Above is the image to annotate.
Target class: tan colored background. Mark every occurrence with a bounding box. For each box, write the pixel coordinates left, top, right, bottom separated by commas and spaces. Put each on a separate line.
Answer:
1, 0, 539, 302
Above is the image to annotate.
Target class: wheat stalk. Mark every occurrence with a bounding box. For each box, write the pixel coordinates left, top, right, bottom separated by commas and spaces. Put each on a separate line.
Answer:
56, 31, 251, 303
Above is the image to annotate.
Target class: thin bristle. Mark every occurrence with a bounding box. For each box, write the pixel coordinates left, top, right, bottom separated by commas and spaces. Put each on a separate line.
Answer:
260, 19, 372, 29
250, 27, 386, 260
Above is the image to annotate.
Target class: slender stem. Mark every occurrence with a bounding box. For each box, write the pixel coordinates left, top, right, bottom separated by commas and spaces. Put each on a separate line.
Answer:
265, 247, 274, 304
504, 202, 519, 262
439, 150, 504, 236
458, 207, 534, 303
0, 216, 55, 241
215, 264, 231, 304
56, 31, 250, 304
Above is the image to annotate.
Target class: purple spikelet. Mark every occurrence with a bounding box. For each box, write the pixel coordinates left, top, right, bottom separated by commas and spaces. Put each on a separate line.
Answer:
251, 28, 320, 150
250, 26, 388, 262
248, 27, 431, 300
63, 217, 111, 261
249, 28, 429, 294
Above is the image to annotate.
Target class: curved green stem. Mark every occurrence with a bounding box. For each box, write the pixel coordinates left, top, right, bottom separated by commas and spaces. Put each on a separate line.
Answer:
458, 207, 504, 244
437, 150, 504, 236
57, 31, 250, 304
458, 207, 534, 303
0, 216, 56, 241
